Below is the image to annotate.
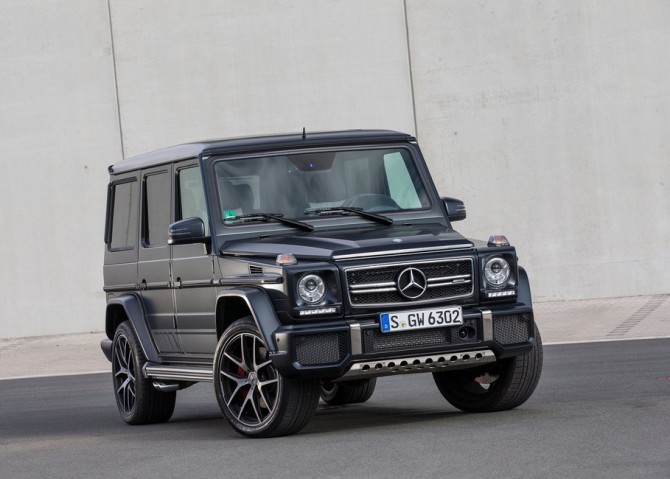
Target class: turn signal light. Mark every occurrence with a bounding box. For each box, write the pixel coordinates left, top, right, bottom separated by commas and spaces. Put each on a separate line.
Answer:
276, 253, 297, 266
488, 235, 510, 247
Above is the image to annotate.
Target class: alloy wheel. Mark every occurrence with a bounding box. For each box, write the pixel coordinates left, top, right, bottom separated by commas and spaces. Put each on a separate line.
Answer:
112, 333, 136, 415
217, 332, 280, 427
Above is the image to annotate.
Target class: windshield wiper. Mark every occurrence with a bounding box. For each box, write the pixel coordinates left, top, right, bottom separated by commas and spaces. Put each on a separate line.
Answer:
305, 207, 394, 225
225, 213, 314, 232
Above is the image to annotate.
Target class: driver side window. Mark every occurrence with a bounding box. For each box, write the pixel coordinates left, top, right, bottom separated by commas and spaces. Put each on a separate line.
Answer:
178, 166, 209, 236
383, 152, 423, 209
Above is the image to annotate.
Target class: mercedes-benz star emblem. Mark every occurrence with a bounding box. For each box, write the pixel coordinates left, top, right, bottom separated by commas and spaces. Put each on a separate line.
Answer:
397, 267, 428, 300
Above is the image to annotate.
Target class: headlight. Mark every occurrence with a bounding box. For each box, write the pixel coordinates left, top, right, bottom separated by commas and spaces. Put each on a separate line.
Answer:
298, 274, 326, 304
484, 257, 510, 287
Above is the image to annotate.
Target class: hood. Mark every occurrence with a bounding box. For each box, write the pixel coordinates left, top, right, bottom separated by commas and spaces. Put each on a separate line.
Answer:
220, 224, 474, 260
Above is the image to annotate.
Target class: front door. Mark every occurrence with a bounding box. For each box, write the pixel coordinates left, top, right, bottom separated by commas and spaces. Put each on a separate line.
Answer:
172, 163, 217, 356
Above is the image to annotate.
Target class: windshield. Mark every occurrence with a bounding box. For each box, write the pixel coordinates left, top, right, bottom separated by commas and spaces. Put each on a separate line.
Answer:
213, 147, 431, 223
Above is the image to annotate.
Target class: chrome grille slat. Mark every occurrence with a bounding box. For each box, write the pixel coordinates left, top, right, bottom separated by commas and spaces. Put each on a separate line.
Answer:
427, 279, 472, 288
351, 287, 398, 294
350, 281, 396, 290
427, 274, 471, 283
345, 258, 474, 307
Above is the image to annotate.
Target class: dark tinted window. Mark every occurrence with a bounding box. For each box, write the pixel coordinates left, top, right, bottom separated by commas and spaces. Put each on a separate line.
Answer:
144, 172, 170, 247
109, 180, 138, 250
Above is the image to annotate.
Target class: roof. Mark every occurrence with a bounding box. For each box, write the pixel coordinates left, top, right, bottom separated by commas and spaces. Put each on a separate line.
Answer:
109, 129, 415, 174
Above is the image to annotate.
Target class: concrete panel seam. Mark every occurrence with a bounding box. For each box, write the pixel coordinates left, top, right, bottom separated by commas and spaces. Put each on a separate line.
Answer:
106, 0, 125, 159
403, 0, 418, 139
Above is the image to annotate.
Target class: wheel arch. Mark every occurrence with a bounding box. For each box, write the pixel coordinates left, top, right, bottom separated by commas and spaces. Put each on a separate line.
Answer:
105, 294, 160, 363
215, 287, 282, 352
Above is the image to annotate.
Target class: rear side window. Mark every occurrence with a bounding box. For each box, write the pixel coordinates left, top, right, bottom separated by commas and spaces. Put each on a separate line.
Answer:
143, 172, 171, 247
108, 179, 138, 251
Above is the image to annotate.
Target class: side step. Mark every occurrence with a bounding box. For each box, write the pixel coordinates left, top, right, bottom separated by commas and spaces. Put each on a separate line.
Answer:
143, 363, 214, 383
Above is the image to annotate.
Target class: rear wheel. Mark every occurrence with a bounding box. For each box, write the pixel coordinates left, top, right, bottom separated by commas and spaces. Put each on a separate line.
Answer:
112, 321, 176, 424
214, 317, 320, 437
320, 378, 377, 406
433, 325, 543, 412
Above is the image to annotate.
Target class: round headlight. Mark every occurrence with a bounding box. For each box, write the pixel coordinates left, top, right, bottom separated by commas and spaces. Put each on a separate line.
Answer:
298, 274, 326, 304
484, 257, 511, 287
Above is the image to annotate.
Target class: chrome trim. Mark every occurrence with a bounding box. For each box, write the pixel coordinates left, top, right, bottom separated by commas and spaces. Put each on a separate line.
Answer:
350, 281, 396, 290
348, 322, 363, 355
345, 257, 474, 307
480, 309, 493, 342
143, 363, 213, 382
336, 349, 496, 381
350, 277, 472, 295
427, 279, 472, 289
333, 244, 473, 261
350, 287, 397, 294
427, 274, 471, 283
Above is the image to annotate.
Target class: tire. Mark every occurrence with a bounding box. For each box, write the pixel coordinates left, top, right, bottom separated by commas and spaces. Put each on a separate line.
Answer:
433, 324, 543, 412
320, 378, 377, 406
112, 321, 176, 424
214, 317, 320, 437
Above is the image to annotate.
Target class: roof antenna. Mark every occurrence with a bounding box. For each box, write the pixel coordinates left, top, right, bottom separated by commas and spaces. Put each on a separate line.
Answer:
302, 127, 306, 140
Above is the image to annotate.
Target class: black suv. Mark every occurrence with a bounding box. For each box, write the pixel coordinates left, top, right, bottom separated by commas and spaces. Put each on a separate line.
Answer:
101, 130, 542, 437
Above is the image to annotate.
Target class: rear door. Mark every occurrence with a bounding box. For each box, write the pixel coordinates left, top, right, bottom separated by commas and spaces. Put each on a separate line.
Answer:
138, 166, 181, 354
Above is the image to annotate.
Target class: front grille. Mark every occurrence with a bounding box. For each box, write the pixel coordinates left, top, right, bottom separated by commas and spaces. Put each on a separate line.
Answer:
363, 318, 480, 354
493, 313, 533, 345
294, 332, 347, 366
346, 258, 474, 307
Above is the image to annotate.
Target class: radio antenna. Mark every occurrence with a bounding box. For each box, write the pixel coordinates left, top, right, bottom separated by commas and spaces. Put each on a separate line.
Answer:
302, 127, 306, 140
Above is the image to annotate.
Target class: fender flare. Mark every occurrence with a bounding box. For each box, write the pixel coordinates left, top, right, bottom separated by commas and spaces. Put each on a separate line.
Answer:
216, 287, 282, 352
105, 294, 160, 363
517, 267, 533, 309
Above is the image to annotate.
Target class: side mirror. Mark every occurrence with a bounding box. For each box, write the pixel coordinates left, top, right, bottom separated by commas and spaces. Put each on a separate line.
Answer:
168, 217, 208, 245
442, 197, 466, 222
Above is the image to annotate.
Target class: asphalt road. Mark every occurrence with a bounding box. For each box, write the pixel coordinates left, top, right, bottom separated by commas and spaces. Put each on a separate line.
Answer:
1, 339, 669, 479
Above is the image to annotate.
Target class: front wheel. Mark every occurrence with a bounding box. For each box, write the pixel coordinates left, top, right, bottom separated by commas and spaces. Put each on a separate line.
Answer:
214, 317, 320, 437
433, 324, 543, 412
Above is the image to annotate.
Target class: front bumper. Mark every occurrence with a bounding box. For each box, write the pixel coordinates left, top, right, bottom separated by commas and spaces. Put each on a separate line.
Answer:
269, 304, 536, 379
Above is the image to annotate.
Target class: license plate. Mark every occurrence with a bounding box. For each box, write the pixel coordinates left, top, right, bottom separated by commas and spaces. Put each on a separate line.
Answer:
380, 306, 463, 333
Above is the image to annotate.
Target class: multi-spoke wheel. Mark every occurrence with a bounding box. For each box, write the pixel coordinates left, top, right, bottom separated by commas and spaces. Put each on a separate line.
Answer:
320, 378, 377, 406
111, 321, 176, 424
433, 324, 543, 412
214, 317, 319, 437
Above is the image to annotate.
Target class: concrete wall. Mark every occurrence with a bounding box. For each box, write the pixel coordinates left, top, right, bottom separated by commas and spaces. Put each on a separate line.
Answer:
0, 1, 121, 338
1, 0, 668, 338
109, 0, 415, 156
406, 1, 670, 300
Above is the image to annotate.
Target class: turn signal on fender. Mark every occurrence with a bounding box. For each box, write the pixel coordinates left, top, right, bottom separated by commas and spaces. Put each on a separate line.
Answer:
488, 235, 510, 247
